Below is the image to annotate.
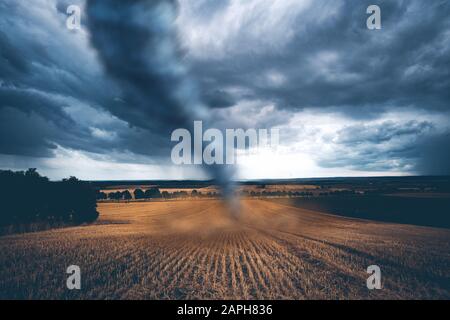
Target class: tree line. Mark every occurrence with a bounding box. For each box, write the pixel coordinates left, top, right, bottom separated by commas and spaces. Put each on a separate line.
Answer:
96, 187, 367, 202
0, 169, 99, 227
97, 188, 220, 201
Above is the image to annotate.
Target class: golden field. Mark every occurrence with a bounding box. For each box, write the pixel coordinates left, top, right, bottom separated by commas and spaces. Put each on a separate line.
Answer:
0, 199, 449, 299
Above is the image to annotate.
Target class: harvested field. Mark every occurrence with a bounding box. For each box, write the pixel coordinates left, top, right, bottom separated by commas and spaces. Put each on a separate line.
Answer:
0, 199, 449, 299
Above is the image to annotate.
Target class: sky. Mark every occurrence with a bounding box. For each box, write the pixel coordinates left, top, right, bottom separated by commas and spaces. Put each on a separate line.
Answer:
0, 0, 449, 181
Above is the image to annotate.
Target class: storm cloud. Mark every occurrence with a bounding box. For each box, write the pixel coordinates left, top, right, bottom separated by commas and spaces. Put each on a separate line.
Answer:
177, 0, 450, 174
0, 0, 178, 161
179, 0, 450, 113
0, 0, 449, 178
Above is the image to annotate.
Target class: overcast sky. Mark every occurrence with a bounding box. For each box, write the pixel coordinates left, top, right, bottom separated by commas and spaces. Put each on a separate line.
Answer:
1, 0, 449, 180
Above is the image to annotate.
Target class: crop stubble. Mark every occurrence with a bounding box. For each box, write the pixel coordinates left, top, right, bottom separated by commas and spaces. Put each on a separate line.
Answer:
0, 199, 449, 299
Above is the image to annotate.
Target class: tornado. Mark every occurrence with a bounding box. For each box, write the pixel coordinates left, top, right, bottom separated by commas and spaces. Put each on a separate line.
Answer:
86, 0, 237, 205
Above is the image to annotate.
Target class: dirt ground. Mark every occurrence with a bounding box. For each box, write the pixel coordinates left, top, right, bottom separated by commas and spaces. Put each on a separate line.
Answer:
0, 199, 449, 299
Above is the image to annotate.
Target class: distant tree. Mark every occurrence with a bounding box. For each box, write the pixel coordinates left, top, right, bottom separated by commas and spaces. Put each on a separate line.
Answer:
180, 191, 188, 198
144, 187, 161, 199
96, 190, 107, 200
173, 190, 188, 198
108, 192, 117, 200
191, 189, 198, 197
161, 191, 170, 199
134, 188, 145, 200
122, 190, 132, 201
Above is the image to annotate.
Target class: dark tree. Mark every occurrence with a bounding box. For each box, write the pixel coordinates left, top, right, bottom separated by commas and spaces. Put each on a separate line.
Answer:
134, 188, 145, 200
0, 169, 98, 229
144, 187, 161, 199
96, 190, 107, 200
122, 190, 132, 201
108, 191, 120, 200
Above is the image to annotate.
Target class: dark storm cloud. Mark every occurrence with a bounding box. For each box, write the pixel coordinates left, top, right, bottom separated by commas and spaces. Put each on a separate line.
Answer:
202, 90, 236, 109
317, 120, 450, 173
85, 0, 235, 193
0, 0, 179, 160
183, 0, 450, 114
85, 0, 205, 132
0, 31, 29, 76
1, 0, 449, 176
415, 133, 450, 175
0, 107, 57, 157
178, 0, 450, 174
334, 121, 434, 145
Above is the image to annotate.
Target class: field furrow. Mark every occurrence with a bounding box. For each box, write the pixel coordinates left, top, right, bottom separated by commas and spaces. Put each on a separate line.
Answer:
1, 199, 449, 299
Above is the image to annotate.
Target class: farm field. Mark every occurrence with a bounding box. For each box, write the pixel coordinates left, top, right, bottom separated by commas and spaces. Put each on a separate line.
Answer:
0, 199, 449, 299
